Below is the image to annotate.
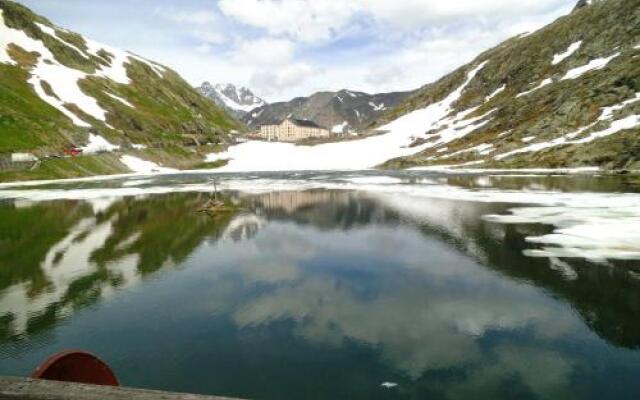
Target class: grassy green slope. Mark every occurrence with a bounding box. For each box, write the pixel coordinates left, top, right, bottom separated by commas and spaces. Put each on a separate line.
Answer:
0, 0, 240, 181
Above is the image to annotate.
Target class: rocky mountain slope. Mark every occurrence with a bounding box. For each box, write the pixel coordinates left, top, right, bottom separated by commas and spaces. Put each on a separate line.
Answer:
198, 82, 266, 118
0, 0, 239, 181
243, 89, 413, 134
377, 0, 640, 170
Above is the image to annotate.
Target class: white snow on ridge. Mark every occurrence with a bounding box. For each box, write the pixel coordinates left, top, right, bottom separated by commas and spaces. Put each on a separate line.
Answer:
0, 10, 171, 128
331, 121, 349, 134
208, 61, 489, 172
562, 52, 620, 80
485, 85, 505, 102
369, 102, 386, 111
0, 10, 101, 126
128, 53, 166, 78
516, 78, 553, 98
35, 22, 89, 60
120, 155, 176, 174
210, 84, 266, 113
83, 37, 131, 85
105, 92, 134, 108
495, 93, 640, 160
552, 41, 582, 65
82, 134, 120, 154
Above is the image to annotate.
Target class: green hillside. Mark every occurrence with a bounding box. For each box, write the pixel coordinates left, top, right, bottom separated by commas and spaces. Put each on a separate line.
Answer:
0, 0, 240, 181
377, 0, 640, 170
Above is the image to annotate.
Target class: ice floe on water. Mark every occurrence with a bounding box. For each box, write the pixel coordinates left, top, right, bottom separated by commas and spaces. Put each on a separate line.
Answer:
1, 171, 639, 261
485, 205, 640, 261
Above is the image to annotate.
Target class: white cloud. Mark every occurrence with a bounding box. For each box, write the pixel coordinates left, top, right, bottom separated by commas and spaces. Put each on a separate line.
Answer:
218, 0, 573, 43
250, 62, 316, 96
231, 37, 296, 66
154, 7, 219, 25
218, 0, 357, 43
19, 0, 576, 102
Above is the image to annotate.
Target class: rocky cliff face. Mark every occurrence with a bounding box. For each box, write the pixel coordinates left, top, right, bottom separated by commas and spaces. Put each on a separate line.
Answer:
573, 0, 603, 11
378, 0, 640, 170
198, 82, 266, 118
243, 89, 413, 134
0, 0, 239, 158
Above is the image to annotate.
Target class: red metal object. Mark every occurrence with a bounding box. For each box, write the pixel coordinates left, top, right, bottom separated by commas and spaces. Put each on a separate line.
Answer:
64, 148, 83, 157
31, 350, 119, 387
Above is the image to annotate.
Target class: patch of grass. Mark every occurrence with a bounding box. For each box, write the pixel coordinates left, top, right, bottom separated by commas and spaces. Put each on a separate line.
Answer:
191, 159, 229, 170
6, 44, 38, 68
0, 64, 79, 153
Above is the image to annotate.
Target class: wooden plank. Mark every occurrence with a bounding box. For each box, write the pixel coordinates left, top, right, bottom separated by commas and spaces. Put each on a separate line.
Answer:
0, 377, 245, 400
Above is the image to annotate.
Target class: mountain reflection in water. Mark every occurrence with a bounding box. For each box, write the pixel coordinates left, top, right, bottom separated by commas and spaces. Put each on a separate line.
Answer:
0, 178, 639, 400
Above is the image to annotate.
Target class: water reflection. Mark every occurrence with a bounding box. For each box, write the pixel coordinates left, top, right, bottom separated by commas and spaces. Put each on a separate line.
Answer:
0, 193, 238, 340
0, 186, 639, 399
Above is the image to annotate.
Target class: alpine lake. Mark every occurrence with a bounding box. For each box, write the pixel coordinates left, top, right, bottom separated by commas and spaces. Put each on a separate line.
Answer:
0, 170, 639, 400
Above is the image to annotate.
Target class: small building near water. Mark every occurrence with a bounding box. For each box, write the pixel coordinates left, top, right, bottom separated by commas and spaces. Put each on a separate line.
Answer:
10, 153, 38, 162
260, 118, 331, 142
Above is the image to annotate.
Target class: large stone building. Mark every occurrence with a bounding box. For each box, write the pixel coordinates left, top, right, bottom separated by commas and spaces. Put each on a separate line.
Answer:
259, 118, 331, 142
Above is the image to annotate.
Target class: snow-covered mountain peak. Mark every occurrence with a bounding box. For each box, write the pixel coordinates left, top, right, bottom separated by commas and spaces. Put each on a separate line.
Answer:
199, 82, 266, 115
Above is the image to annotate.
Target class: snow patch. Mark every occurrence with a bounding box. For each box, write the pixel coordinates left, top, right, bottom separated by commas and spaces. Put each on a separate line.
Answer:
0, 11, 157, 126
331, 121, 349, 134
369, 101, 386, 111
82, 134, 120, 154
562, 52, 620, 80
516, 78, 553, 98
119, 155, 176, 174
35, 22, 89, 60
552, 41, 582, 65
105, 92, 134, 108
485, 85, 505, 102
496, 93, 640, 160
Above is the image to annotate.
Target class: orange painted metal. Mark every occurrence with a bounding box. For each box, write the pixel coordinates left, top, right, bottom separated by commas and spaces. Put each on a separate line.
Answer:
31, 350, 119, 387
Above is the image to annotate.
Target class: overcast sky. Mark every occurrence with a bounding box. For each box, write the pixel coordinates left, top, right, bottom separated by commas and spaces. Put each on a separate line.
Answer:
18, 0, 575, 102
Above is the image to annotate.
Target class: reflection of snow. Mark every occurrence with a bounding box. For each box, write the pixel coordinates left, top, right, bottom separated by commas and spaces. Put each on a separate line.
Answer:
221, 214, 266, 242
3, 171, 640, 262
0, 213, 143, 336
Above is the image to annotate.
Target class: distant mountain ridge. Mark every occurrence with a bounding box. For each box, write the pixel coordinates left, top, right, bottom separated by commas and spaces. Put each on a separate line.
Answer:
243, 89, 414, 134
198, 82, 266, 117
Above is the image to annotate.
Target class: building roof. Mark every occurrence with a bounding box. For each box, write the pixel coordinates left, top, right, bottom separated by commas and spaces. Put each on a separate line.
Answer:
288, 118, 326, 129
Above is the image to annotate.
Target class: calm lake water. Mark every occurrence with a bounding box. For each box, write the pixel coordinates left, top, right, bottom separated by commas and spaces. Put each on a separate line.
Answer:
1, 171, 639, 400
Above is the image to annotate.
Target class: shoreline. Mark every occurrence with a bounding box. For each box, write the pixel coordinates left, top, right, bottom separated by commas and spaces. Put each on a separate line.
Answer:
1, 165, 639, 189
